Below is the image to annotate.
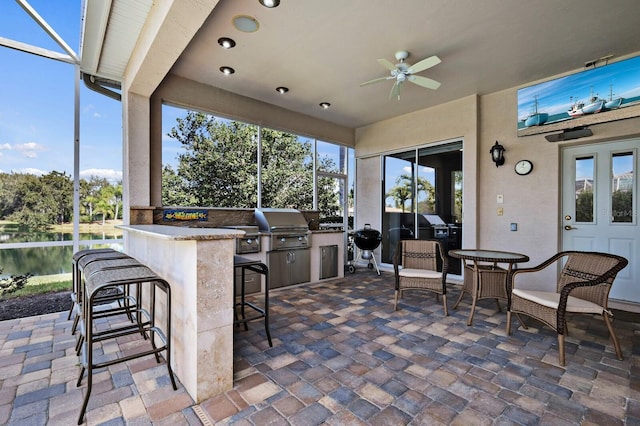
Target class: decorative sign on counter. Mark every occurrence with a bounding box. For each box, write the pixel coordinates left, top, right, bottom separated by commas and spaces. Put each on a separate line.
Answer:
163, 209, 208, 221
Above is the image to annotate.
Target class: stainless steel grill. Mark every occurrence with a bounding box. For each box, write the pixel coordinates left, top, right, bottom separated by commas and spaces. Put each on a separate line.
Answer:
254, 208, 310, 288
423, 214, 449, 237
255, 208, 310, 251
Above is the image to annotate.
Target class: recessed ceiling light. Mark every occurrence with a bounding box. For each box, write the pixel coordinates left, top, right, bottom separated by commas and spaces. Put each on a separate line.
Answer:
276, 87, 289, 94
217, 37, 236, 49
220, 66, 235, 75
233, 15, 259, 32
259, 0, 280, 8
319, 102, 331, 109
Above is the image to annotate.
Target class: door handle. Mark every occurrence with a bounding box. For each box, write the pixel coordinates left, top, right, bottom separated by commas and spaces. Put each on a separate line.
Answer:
564, 225, 574, 231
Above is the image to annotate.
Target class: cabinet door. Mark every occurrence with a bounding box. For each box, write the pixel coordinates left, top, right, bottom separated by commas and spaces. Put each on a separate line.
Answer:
268, 251, 289, 288
289, 249, 310, 285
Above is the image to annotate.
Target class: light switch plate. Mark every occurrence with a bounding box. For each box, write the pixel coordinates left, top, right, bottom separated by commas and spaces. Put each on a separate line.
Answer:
497, 194, 504, 204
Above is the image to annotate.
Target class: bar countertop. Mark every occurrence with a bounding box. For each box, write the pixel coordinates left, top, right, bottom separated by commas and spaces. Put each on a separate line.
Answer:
118, 224, 242, 240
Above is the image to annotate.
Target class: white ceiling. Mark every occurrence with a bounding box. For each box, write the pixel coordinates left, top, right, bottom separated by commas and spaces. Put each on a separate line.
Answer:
84, 0, 640, 129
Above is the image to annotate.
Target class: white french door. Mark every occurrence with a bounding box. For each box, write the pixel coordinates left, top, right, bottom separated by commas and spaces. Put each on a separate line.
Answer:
561, 139, 639, 303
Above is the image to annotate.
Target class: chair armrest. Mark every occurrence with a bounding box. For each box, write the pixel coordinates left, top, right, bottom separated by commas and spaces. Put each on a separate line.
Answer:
512, 252, 564, 277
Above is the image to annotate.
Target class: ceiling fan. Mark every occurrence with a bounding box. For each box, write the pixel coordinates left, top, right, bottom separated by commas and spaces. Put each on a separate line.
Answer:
360, 50, 441, 100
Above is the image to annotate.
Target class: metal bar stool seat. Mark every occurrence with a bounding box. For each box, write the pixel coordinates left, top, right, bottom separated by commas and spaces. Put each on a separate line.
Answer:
70, 249, 118, 319
74, 257, 145, 354
76, 265, 176, 424
71, 250, 133, 334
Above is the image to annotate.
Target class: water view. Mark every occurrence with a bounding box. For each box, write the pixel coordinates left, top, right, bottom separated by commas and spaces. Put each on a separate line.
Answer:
0, 231, 123, 277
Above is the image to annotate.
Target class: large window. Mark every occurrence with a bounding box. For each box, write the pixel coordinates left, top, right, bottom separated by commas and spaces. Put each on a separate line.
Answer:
161, 106, 354, 220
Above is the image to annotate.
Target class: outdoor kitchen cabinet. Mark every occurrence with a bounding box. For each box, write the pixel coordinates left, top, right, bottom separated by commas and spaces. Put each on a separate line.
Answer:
319, 245, 338, 279
268, 248, 310, 288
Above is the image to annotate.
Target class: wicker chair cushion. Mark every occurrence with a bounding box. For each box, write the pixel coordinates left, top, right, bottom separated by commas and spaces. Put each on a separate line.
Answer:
398, 268, 442, 279
512, 288, 603, 314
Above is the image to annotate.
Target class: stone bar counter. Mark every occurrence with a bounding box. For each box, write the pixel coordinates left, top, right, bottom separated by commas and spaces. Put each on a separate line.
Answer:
118, 224, 241, 403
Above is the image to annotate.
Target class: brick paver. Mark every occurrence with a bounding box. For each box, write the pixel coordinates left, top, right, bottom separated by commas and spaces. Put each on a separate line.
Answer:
0, 272, 639, 424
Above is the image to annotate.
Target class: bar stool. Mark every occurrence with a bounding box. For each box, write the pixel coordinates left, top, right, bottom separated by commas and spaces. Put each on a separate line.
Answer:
70, 250, 132, 334
233, 256, 272, 347
74, 257, 145, 354
76, 265, 176, 424
69, 248, 117, 319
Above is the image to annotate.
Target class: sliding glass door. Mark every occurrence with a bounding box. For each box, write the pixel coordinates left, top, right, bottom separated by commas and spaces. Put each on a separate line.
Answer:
382, 141, 462, 274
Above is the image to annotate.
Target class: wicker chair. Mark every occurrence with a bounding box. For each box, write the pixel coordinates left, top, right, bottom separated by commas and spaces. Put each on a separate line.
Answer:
506, 251, 628, 366
393, 239, 448, 315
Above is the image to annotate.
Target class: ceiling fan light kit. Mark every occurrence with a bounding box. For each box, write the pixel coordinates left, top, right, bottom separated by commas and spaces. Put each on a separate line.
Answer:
360, 50, 441, 100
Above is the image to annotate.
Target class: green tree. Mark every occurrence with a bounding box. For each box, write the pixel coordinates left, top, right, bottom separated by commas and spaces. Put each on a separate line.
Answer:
80, 176, 109, 221
261, 129, 313, 209
8, 171, 72, 229
575, 190, 593, 222
387, 182, 412, 212
612, 190, 632, 222
163, 112, 318, 210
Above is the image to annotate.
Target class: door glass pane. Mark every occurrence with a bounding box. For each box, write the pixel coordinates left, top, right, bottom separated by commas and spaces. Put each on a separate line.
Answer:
416, 166, 436, 215
382, 153, 416, 263
575, 156, 594, 223
417, 143, 463, 275
452, 170, 463, 224
611, 151, 633, 223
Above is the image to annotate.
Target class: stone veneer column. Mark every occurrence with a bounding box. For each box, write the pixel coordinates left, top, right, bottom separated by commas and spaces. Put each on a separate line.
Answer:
121, 225, 238, 402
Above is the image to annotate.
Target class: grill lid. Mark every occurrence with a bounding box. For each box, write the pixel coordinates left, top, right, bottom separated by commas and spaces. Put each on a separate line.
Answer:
255, 208, 309, 233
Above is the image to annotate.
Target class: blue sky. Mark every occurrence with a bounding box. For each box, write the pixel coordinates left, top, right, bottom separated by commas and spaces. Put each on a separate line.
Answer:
0, 1, 123, 181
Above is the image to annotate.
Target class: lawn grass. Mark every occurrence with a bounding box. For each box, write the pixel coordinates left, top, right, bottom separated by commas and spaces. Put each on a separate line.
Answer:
1, 274, 72, 299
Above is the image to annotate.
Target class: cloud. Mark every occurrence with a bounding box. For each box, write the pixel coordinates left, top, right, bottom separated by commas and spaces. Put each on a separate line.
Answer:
0, 143, 11, 150
84, 104, 105, 119
80, 168, 122, 182
14, 142, 45, 158
12, 168, 47, 176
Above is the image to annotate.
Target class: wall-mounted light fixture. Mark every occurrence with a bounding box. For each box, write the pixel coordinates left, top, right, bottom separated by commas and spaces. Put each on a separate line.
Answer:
490, 141, 505, 167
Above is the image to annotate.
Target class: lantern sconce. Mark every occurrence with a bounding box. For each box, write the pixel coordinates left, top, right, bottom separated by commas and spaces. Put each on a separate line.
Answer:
490, 141, 505, 167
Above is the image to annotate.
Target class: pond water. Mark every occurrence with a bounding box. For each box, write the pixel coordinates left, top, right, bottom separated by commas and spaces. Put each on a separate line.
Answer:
0, 232, 123, 277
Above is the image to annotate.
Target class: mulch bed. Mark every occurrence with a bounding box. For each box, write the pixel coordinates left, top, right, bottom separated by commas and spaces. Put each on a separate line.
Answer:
0, 291, 71, 321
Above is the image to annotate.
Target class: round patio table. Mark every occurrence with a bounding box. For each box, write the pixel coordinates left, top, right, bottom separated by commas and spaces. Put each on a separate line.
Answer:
449, 249, 529, 326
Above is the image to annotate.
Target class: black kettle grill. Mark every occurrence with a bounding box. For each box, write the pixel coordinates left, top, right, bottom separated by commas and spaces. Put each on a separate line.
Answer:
348, 224, 382, 275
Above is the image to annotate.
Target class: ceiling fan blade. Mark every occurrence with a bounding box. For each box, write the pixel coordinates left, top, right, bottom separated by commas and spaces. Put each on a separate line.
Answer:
360, 76, 393, 87
389, 81, 402, 100
407, 55, 441, 74
377, 58, 397, 71
408, 75, 441, 90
